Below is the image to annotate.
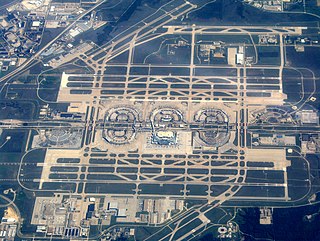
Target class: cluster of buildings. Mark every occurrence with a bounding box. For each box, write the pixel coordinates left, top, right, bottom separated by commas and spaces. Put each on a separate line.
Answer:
46, 2, 84, 29
3, 0, 106, 68
167, 39, 190, 56
32, 196, 78, 237
0, 207, 18, 241
31, 195, 185, 239
150, 108, 183, 146
32, 103, 86, 148
0, 12, 44, 71
243, 0, 295, 11
138, 198, 184, 224
285, 35, 320, 52
301, 134, 320, 154
258, 34, 278, 44
196, 34, 280, 67
285, 35, 319, 45
61, 10, 103, 42
259, 207, 273, 225
103, 227, 135, 241
250, 107, 320, 154
38, 102, 86, 121
40, 9, 105, 65
217, 222, 238, 239
252, 133, 296, 147
226, 45, 253, 66
198, 41, 227, 64
296, 110, 319, 125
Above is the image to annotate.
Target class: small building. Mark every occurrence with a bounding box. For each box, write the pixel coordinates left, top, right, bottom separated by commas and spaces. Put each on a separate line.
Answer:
108, 202, 118, 210
296, 110, 319, 124
260, 208, 273, 225
236, 53, 244, 65
32, 21, 41, 27
118, 209, 126, 217
227, 48, 237, 65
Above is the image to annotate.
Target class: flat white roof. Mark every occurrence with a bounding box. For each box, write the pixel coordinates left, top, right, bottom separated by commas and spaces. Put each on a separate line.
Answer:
32, 21, 41, 27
